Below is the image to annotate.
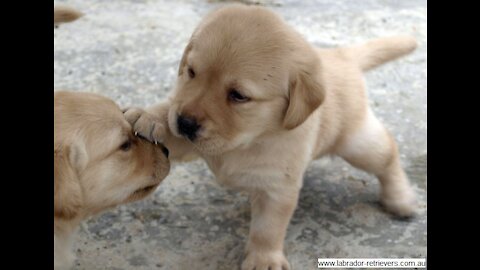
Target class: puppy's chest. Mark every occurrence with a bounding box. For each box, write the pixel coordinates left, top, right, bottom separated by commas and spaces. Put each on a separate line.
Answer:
203, 152, 297, 191
204, 156, 251, 187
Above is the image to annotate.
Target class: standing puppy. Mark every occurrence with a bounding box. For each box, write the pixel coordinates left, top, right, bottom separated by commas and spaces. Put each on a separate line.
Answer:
126, 4, 418, 270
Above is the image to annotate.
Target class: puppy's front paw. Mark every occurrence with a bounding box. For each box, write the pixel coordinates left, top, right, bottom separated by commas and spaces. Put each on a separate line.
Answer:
123, 107, 166, 143
241, 249, 290, 270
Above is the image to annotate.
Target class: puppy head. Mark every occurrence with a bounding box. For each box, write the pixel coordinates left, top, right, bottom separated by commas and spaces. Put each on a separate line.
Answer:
168, 5, 325, 155
54, 91, 170, 220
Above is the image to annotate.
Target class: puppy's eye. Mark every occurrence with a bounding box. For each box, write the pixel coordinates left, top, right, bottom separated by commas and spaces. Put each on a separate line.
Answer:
228, 89, 250, 103
188, 67, 195, 78
119, 140, 132, 151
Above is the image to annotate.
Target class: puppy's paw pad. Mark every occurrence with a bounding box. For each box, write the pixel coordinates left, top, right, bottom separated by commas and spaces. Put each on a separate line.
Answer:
124, 109, 166, 143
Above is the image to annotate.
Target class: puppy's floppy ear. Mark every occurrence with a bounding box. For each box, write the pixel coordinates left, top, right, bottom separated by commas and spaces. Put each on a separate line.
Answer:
178, 41, 193, 76
283, 64, 325, 130
54, 144, 86, 220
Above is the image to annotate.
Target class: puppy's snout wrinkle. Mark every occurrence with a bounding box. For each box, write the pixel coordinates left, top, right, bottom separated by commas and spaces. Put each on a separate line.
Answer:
177, 115, 200, 141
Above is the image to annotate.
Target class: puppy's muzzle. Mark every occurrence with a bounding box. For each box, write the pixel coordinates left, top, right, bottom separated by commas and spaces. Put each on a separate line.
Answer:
177, 115, 200, 141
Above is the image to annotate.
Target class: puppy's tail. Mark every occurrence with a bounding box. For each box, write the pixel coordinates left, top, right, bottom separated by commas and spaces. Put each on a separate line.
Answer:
54, 6, 84, 25
346, 36, 417, 72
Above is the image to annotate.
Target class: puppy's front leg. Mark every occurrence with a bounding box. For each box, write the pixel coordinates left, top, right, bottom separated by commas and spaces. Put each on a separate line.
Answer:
242, 189, 298, 270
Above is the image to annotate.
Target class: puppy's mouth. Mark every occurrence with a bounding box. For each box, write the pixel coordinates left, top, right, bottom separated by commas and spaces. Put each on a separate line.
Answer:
132, 184, 158, 196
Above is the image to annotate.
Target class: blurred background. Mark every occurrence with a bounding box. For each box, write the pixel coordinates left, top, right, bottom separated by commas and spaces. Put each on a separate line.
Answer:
54, 1, 426, 269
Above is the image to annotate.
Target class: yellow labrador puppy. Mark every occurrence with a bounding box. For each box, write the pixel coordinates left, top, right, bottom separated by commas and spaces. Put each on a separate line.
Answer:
54, 7, 170, 270
126, 5, 418, 270
54, 91, 170, 269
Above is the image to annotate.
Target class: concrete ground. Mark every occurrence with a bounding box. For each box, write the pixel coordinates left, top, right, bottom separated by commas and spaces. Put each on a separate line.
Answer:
54, 0, 426, 269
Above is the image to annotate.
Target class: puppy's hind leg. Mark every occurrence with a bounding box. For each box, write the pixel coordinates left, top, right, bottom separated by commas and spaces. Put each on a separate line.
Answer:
335, 108, 417, 217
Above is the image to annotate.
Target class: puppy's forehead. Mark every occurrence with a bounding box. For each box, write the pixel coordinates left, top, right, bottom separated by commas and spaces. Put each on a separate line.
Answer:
198, 5, 285, 39
81, 117, 131, 160
55, 91, 131, 148
55, 91, 122, 116
188, 6, 292, 77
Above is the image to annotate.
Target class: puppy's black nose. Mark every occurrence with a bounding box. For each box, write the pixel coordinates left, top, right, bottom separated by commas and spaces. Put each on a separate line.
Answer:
177, 115, 200, 141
